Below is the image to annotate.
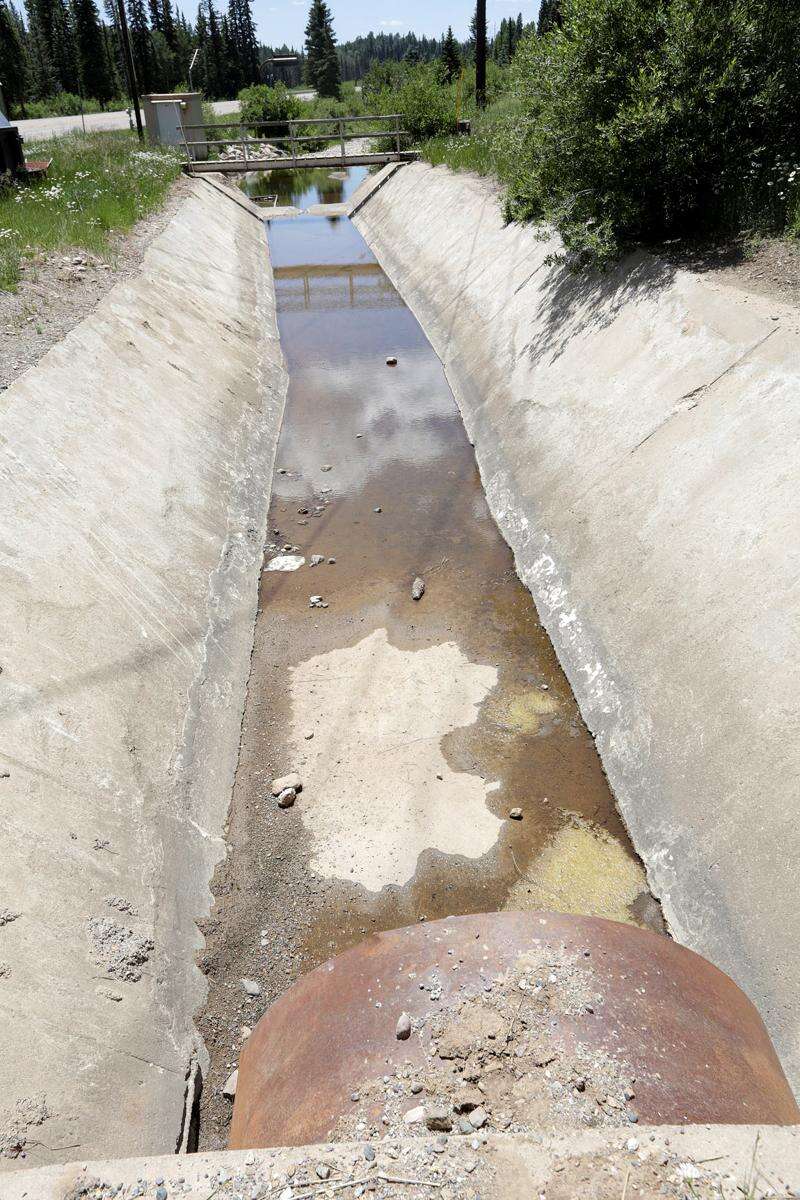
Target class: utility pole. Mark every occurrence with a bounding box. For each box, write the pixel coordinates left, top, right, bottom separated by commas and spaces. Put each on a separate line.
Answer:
115, 0, 144, 141
475, 0, 487, 110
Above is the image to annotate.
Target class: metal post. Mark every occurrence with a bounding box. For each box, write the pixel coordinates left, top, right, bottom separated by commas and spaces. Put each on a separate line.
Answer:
115, 0, 144, 141
475, 0, 487, 111
339, 118, 345, 163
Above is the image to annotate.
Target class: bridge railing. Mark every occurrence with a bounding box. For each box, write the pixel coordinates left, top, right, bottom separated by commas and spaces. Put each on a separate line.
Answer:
179, 113, 410, 166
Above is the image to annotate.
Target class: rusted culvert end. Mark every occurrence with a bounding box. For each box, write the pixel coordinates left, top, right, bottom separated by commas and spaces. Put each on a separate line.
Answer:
229, 911, 798, 1148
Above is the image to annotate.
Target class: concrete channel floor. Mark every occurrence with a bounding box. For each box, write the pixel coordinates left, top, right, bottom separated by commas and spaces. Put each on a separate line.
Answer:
196, 166, 663, 1148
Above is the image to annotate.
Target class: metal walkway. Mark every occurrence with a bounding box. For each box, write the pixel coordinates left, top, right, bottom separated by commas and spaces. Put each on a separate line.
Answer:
179, 112, 419, 175
185, 151, 418, 175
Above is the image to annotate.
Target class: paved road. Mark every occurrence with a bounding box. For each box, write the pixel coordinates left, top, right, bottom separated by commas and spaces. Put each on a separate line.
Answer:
15, 94, 316, 141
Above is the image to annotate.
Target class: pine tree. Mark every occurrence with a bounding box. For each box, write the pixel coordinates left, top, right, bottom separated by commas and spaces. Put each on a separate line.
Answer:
0, 0, 30, 113
440, 25, 460, 81
73, 0, 114, 102
537, 0, 562, 35
205, 0, 226, 97
127, 0, 155, 91
304, 0, 339, 98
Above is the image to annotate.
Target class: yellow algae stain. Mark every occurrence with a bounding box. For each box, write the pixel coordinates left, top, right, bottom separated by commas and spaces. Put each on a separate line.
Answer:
494, 688, 561, 734
505, 815, 649, 927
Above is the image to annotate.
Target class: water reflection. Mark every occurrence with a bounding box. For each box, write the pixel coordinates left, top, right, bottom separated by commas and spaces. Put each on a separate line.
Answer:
241, 165, 369, 209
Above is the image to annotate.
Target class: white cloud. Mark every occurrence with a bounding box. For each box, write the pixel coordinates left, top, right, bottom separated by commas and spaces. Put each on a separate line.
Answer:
380, 19, 406, 27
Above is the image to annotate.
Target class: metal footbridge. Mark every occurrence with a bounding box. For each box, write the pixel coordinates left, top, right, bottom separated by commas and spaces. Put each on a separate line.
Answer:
180, 112, 419, 174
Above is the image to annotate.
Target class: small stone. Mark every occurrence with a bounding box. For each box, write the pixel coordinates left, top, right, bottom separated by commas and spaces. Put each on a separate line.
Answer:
509, 808, 523, 820
271, 773, 302, 796
223, 1069, 238, 1100
410, 1082, 423, 1094
424, 1105, 452, 1132
363, 1144, 376, 1161
626, 1109, 639, 1123
241, 978, 261, 997
458, 1116, 473, 1135
309, 554, 325, 566
351, 1091, 360, 1102
304, 731, 315, 740
626, 1137, 639, 1152
373, 506, 382, 513
469, 1107, 488, 1129
277, 788, 297, 809
464, 1161, 477, 1173
321, 464, 333, 472
328, 558, 336, 564
403, 1105, 425, 1124
411, 577, 425, 601
386, 356, 398, 366
156, 1189, 167, 1200
315, 1164, 331, 1179
396, 1011, 412, 1040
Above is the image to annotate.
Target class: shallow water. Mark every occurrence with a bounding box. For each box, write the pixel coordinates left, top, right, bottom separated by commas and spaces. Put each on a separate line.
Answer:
197, 165, 661, 1148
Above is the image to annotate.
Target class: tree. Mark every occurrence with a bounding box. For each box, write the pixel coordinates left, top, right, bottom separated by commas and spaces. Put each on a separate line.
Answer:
440, 25, 460, 81
73, 0, 115, 102
537, 0, 562, 36
0, 1, 30, 113
304, 0, 339, 98
127, 0, 155, 91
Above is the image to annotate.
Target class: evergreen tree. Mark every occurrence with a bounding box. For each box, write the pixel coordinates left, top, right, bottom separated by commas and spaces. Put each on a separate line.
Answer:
537, 0, 562, 35
73, 0, 114, 101
0, 0, 30, 113
304, 0, 339, 98
440, 25, 460, 81
205, 0, 226, 97
127, 0, 155, 90
227, 0, 257, 85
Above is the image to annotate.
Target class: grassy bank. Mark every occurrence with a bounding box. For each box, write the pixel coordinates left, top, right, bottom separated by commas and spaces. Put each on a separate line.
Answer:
0, 131, 181, 291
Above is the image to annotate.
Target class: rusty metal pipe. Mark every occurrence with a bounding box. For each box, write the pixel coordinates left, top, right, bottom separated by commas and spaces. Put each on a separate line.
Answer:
230, 912, 798, 1149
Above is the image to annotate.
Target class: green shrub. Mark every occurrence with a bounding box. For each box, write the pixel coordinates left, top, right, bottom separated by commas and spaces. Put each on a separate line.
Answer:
20, 93, 129, 119
506, 0, 800, 267
238, 82, 302, 135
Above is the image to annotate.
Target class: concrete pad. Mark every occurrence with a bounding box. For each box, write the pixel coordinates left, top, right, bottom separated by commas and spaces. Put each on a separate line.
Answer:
354, 162, 800, 1092
4, 1127, 800, 1198
0, 181, 287, 1169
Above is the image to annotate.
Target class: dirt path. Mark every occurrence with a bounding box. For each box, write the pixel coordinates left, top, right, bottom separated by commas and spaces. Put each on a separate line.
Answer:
0, 176, 192, 392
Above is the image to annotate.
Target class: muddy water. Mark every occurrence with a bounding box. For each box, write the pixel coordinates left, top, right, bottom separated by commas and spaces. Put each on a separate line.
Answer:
197, 168, 662, 1149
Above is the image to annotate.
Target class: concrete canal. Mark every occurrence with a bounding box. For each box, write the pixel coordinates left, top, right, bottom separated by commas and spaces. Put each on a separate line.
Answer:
197, 166, 663, 1148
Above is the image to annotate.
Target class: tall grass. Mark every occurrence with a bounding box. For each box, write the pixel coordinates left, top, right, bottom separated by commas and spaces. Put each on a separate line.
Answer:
419, 94, 525, 183
0, 131, 181, 291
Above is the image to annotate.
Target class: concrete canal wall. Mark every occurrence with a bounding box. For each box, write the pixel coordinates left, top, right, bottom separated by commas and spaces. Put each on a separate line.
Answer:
0, 180, 286, 1166
354, 162, 800, 1093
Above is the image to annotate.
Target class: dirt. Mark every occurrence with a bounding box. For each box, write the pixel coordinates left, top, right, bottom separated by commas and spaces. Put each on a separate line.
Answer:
333, 945, 638, 1145
0, 176, 192, 392
658, 232, 800, 309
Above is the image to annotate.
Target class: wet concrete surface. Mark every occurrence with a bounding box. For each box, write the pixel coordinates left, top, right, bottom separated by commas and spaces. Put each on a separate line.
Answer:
197, 168, 663, 1149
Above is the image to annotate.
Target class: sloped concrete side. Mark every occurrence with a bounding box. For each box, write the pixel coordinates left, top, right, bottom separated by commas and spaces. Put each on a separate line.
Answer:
354, 163, 800, 1092
0, 182, 286, 1167
4, 1127, 800, 1199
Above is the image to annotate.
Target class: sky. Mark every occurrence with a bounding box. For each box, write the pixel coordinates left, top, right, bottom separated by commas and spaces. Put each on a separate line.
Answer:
257, 0, 541, 48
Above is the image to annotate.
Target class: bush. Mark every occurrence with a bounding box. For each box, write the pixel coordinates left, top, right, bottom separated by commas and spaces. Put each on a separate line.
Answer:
238, 82, 302, 135
505, 0, 800, 267
367, 63, 458, 142
19, 93, 129, 119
